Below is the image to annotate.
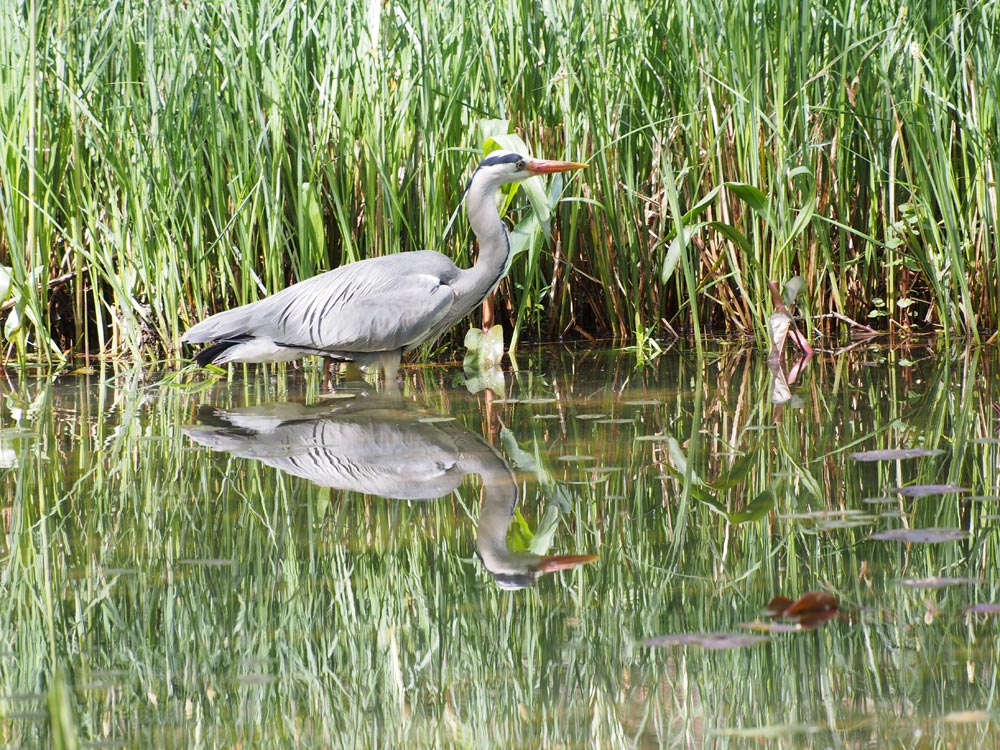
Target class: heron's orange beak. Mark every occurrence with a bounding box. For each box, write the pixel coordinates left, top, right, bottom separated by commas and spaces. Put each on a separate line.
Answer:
525, 158, 588, 175
536, 553, 599, 574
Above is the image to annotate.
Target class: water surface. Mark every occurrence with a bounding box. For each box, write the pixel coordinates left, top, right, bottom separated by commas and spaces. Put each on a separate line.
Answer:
2, 343, 998, 747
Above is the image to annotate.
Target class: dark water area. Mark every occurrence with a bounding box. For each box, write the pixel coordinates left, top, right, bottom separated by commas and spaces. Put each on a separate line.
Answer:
1, 342, 998, 747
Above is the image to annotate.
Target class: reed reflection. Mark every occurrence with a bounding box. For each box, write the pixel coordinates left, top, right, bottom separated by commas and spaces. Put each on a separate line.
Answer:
184, 394, 597, 589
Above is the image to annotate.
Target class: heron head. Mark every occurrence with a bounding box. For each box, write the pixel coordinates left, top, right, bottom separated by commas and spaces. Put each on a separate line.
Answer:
472, 150, 587, 188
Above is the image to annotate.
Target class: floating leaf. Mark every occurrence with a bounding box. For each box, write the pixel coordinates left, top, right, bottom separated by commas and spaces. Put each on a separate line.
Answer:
850, 448, 945, 462
964, 603, 1000, 616
711, 723, 819, 739
762, 596, 795, 617
642, 633, 768, 650
897, 577, 978, 589
941, 710, 992, 724
762, 591, 840, 630
871, 528, 969, 543
782, 591, 838, 619
890, 484, 969, 497
740, 620, 804, 634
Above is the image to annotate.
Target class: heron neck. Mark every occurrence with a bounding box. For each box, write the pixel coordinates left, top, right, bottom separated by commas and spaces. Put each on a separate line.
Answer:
473, 454, 537, 575
458, 176, 511, 302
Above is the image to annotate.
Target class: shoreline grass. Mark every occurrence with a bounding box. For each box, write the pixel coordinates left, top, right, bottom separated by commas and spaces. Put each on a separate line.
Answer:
0, 0, 998, 363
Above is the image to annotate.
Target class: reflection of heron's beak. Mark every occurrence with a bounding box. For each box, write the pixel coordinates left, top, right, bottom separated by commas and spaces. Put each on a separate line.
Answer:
525, 158, 588, 175
536, 553, 599, 573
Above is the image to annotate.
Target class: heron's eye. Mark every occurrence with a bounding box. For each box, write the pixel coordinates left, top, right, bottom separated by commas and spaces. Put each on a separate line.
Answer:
515, 160, 525, 170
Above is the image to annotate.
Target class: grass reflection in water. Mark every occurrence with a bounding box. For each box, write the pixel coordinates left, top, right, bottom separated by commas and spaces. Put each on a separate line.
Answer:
0, 343, 998, 748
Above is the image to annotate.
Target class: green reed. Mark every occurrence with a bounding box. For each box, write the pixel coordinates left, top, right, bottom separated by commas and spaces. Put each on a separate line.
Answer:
0, 0, 998, 364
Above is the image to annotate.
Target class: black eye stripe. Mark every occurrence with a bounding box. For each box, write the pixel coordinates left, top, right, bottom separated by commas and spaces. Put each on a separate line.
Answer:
478, 152, 523, 168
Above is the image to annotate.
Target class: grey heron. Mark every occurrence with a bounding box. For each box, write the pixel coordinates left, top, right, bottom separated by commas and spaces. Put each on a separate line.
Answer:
184, 394, 598, 589
181, 151, 586, 383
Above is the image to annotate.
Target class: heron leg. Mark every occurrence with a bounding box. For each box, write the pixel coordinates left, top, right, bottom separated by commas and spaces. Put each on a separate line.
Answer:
379, 350, 402, 394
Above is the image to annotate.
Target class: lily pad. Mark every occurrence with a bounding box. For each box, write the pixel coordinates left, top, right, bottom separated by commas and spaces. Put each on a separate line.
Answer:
941, 710, 992, 723
871, 528, 969, 543
711, 723, 820, 739
964, 603, 1000, 616
759, 591, 840, 630
850, 448, 944, 462
491, 397, 557, 405
897, 577, 978, 589
641, 633, 768, 650
890, 484, 969, 497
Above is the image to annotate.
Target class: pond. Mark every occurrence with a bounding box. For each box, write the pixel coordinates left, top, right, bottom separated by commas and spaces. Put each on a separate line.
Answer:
1, 342, 998, 748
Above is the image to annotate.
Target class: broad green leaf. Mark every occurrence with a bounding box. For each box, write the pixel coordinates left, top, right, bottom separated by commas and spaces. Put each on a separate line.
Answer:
478, 119, 511, 151
786, 165, 813, 181
708, 449, 759, 491
707, 221, 752, 254
728, 489, 775, 524
788, 196, 815, 241
3, 304, 20, 340
463, 324, 504, 371
681, 185, 723, 223
299, 182, 325, 261
661, 459, 719, 505
782, 276, 806, 306
0, 265, 11, 304
508, 210, 541, 265
662, 223, 704, 284
724, 182, 772, 224
662, 436, 715, 504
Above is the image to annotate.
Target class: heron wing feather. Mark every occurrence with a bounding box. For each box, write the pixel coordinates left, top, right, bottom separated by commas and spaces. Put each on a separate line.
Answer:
183, 251, 461, 353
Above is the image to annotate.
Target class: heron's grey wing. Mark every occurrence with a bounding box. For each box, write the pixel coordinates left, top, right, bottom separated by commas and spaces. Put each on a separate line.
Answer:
182, 252, 459, 352
185, 414, 467, 499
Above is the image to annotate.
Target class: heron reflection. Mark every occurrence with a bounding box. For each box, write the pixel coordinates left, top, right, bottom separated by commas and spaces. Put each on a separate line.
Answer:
184, 396, 597, 589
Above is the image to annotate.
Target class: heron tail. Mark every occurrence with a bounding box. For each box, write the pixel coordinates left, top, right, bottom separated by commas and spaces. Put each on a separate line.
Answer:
193, 337, 250, 367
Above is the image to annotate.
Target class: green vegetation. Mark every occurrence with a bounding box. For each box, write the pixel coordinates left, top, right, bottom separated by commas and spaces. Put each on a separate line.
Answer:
1, 346, 999, 747
1, 0, 998, 363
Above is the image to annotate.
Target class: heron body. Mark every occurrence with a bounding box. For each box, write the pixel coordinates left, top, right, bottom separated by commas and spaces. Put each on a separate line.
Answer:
181, 151, 585, 382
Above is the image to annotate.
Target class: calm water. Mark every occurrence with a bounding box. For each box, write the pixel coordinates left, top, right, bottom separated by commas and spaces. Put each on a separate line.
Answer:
2, 343, 999, 748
